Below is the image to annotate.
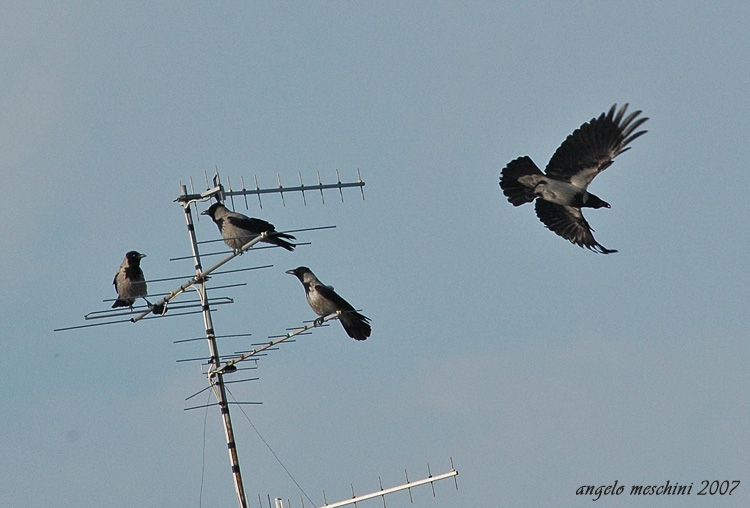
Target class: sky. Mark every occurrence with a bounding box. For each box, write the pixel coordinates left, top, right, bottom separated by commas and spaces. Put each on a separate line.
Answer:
2, 1, 749, 507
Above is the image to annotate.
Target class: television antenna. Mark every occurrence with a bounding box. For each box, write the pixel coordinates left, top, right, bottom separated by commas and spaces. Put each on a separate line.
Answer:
55, 169, 459, 508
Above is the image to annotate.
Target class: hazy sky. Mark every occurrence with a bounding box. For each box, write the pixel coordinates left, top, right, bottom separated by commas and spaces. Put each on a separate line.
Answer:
2, 2, 749, 507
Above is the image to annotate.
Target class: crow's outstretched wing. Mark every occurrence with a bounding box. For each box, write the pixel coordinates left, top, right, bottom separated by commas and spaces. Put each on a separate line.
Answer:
545, 103, 648, 189
534, 199, 617, 254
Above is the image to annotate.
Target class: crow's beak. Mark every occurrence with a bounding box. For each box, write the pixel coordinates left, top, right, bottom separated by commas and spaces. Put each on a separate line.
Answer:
138, 253, 147, 259
285, 269, 295, 275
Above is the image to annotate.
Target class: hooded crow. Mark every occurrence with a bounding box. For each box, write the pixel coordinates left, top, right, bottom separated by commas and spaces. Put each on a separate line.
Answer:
201, 202, 296, 253
499, 103, 648, 254
112, 251, 148, 309
286, 266, 371, 341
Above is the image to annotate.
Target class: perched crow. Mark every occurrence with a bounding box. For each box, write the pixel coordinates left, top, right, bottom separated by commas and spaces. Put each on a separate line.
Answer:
112, 251, 148, 309
201, 202, 296, 253
499, 104, 648, 254
286, 266, 371, 341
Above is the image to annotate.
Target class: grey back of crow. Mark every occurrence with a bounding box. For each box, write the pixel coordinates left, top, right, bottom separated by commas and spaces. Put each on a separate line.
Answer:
202, 202, 296, 252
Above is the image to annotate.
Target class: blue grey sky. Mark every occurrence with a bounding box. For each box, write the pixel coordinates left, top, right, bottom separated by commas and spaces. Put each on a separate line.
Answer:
2, 2, 749, 507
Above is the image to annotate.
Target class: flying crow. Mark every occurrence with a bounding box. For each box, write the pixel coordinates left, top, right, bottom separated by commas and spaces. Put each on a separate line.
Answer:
499, 103, 648, 253
286, 266, 371, 341
201, 202, 296, 253
112, 251, 148, 309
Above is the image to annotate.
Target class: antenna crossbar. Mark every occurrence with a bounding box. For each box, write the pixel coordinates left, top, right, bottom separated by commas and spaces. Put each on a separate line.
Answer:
130, 233, 268, 323
225, 180, 364, 197
210, 312, 341, 376
189, 169, 365, 208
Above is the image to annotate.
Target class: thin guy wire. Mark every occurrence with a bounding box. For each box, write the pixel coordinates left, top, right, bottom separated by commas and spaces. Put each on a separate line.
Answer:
226, 387, 317, 508
199, 390, 210, 508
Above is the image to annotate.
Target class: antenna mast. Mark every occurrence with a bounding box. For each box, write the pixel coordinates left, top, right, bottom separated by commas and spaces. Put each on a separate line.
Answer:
174, 172, 365, 508
178, 183, 249, 507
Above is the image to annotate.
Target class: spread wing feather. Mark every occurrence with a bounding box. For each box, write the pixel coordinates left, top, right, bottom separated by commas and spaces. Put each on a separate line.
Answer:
534, 200, 617, 254
545, 103, 648, 189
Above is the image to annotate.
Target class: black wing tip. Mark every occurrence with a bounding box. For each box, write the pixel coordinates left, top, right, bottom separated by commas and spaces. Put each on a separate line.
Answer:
611, 103, 649, 131
586, 243, 618, 254
268, 233, 297, 251
584, 103, 649, 161
569, 226, 618, 254
534, 200, 619, 255
606, 103, 648, 123
277, 241, 296, 252
565, 232, 618, 254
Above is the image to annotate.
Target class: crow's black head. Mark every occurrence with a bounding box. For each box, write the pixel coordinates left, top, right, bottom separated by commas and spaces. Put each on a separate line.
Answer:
285, 266, 311, 282
125, 251, 146, 266
584, 193, 610, 209
201, 202, 226, 219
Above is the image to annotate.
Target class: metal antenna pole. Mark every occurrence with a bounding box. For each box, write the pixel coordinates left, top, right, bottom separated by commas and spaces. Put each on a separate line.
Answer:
179, 185, 248, 508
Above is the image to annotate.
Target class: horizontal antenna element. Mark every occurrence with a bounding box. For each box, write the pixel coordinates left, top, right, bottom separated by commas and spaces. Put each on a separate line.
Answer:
317, 461, 458, 508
